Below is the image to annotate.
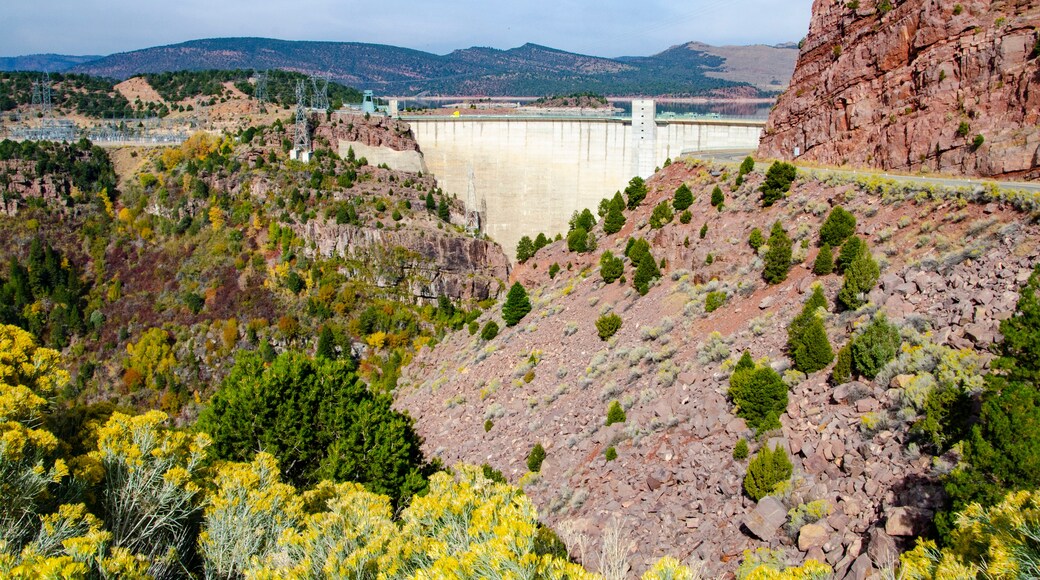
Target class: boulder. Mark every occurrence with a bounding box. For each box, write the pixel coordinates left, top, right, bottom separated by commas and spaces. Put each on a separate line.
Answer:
798, 523, 829, 551
867, 527, 898, 566
743, 496, 788, 541
885, 506, 934, 537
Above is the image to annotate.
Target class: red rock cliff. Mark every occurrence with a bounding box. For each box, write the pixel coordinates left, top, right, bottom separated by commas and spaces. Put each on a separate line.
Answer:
758, 0, 1040, 179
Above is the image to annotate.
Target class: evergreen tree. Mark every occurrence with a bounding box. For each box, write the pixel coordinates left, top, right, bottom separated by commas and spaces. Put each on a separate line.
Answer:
835, 235, 866, 273
699, 223, 708, 239
625, 176, 647, 210
759, 161, 796, 207
633, 252, 661, 296
569, 208, 596, 232
316, 326, 336, 359
813, 243, 835, 275
502, 282, 532, 327
818, 206, 857, 247
729, 362, 788, 434
762, 221, 793, 284
611, 191, 626, 211
744, 445, 793, 501
837, 249, 880, 310
625, 237, 651, 267
603, 202, 626, 234
566, 227, 590, 253
748, 228, 765, 251
437, 198, 450, 222
649, 201, 673, 229
831, 342, 852, 384
672, 183, 693, 211
735, 350, 755, 372
516, 236, 535, 263
600, 251, 624, 283
424, 191, 435, 212
792, 316, 834, 373
851, 314, 901, 379
711, 185, 724, 209
533, 233, 550, 251
739, 156, 755, 176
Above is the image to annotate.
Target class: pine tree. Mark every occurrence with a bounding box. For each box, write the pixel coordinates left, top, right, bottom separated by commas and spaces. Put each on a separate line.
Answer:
502, 282, 532, 327
516, 236, 535, 263
711, 185, 724, 209
625, 176, 647, 210
813, 243, 835, 275
792, 316, 834, 373
835, 235, 865, 273
831, 342, 852, 384
759, 161, 796, 207
316, 326, 336, 359
424, 191, 435, 212
748, 228, 765, 251
437, 198, 450, 222
603, 202, 626, 234
739, 156, 755, 176
673, 183, 693, 211
744, 444, 793, 501
837, 249, 880, 310
600, 251, 624, 283
533, 233, 550, 251
762, 221, 793, 284
633, 250, 661, 296
699, 223, 708, 239
819, 206, 857, 247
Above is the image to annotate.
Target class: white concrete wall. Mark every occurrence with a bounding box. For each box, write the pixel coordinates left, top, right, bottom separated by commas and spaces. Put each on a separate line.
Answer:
408, 117, 762, 260
337, 140, 426, 174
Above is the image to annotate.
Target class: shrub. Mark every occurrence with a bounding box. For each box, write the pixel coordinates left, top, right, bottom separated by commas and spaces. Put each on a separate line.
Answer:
705, 291, 727, 313
605, 400, 627, 426
835, 235, 866, 273
837, 250, 880, 310
699, 223, 708, 239
792, 316, 834, 373
600, 251, 624, 283
971, 134, 984, 150
832, 343, 852, 384
502, 283, 532, 327
744, 444, 793, 501
711, 185, 725, 209
729, 364, 788, 434
567, 227, 590, 253
595, 313, 623, 340
605, 446, 618, 461
625, 176, 647, 209
480, 320, 500, 340
484, 419, 493, 432
633, 253, 661, 295
748, 228, 765, 251
851, 314, 901, 379
548, 263, 561, 279
956, 121, 970, 137
679, 210, 692, 224
812, 243, 835, 275
649, 201, 674, 229
673, 183, 693, 211
819, 206, 856, 246
760, 161, 796, 207
733, 439, 749, 460
527, 443, 546, 472
763, 221, 793, 284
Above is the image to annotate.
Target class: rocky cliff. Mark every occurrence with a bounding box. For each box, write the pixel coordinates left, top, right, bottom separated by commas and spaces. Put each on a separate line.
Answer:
758, 0, 1040, 179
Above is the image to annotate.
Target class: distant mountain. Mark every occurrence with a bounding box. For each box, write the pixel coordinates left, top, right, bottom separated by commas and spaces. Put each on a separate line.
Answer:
639, 42, 799, 93
0, 53, 101, 72
57, 37, 792, 97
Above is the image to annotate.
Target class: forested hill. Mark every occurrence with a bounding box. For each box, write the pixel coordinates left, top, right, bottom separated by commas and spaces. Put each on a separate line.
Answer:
57, 37, 792, 97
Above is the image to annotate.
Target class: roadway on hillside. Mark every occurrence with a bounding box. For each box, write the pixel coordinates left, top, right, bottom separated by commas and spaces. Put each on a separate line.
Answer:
688, 149, 1040, 194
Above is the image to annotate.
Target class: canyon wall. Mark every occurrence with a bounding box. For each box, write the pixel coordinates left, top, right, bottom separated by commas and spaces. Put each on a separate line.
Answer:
758, 0, 1040, 179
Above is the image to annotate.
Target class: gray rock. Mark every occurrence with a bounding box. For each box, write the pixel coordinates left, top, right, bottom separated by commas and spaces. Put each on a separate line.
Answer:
885, 506, 934, 536
867, 527, 898, 566
743, 496, 788, 541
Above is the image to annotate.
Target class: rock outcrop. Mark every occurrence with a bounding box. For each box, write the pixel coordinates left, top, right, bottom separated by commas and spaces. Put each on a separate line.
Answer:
758, 0, 1040, 179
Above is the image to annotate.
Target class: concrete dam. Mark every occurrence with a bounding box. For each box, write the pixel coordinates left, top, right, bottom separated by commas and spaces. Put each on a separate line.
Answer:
346, 101, 765, 259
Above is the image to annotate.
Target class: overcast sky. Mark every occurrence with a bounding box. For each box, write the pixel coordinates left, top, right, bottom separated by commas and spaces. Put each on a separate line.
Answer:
2, 0, 813, 58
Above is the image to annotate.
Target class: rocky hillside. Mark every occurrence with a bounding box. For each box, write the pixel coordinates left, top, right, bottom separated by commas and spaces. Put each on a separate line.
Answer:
396, 158, 1040, 576
758, 0, 1040, 179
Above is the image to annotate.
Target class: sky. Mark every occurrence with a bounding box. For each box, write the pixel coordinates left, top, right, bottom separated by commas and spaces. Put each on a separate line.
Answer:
2, 0, 813, 58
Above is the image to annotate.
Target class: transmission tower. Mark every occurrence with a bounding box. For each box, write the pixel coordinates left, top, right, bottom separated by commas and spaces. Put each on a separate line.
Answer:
30, 78, 42, 111
310, 73, 329, 111
41, 73, 52, 116
291, 80, 311, 161
255, 70, 269, 104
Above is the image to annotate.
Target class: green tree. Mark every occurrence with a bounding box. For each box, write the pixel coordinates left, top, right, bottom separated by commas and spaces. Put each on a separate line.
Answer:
744, 445, 793, 501
633, 251, 661, 296
502, 282, 532, 327
603, 202, 626, 234
197, 351, 430, 504
739, 156, 755, 176
437, 198, 450, 222
759, 161, 796, 207
763, 221, 793, 284
625, 237, 651, 267
818, 206, 857, 247
728, 363, 788, 434
566, 227, 592, 253
851, 314, 901, 379
625, 176, 647, 210
837, 249, 880, 310
424, 190, 435, 211
600, 251, 624, 283
831, 342, 852, 384
649, 201, 674, 229
569, 208, 596, 232
813, 243, 835, 275
733, 439, 749, 461
533, 232, 550, 251
792, 316, 834, 373
516, 236, 535, 263
480, 320, 499, 340
605, 400, 627, 425
699, 223, 708, 239
673, 183, 693, 211
711, 185, 725, 209
835, 235, 866, 274
316, 326, 336, 359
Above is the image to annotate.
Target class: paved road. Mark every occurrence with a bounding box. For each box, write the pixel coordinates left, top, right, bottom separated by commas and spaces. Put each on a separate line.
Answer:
687, 149, 1040, 193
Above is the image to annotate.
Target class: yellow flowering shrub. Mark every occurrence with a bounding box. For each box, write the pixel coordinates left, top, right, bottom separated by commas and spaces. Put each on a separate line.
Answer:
737, 549, 831, 580
642, 556, 698, 580
124, 328, 177, 391
900, 490, 1040, 579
